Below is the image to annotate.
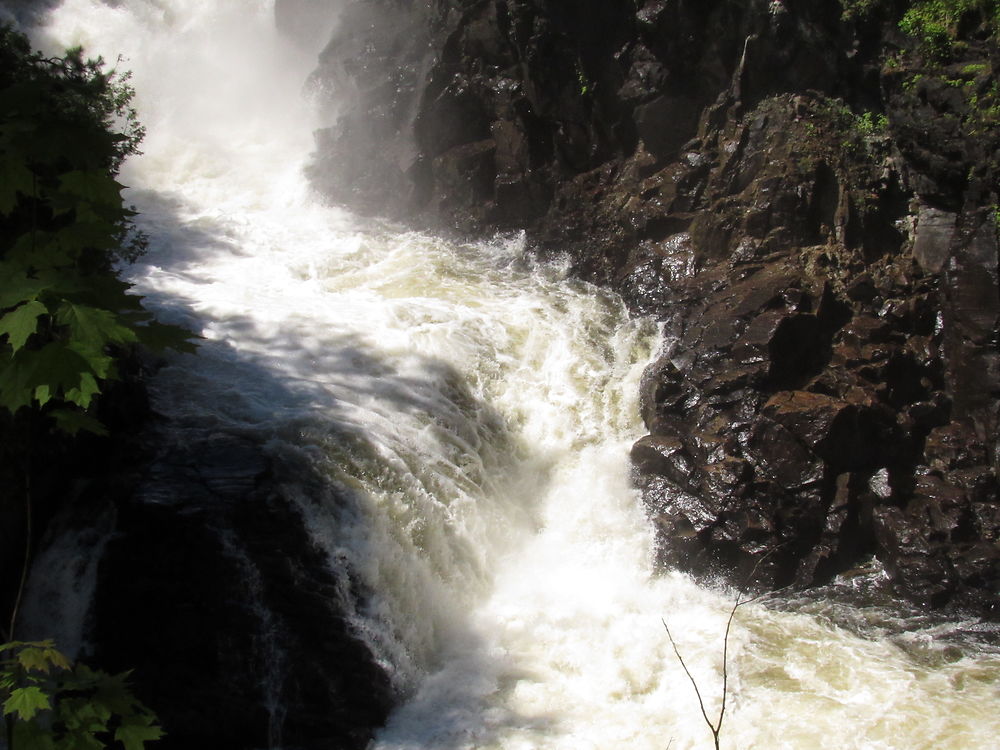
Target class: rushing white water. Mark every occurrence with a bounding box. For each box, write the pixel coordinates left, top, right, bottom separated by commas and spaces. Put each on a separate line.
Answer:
20, 1, 1000, 748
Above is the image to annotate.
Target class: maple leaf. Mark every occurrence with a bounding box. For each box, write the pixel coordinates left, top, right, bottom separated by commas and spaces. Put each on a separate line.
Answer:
0, 156, 34, 214
0, 300, 47, 352
2, 685, 51, 720
115, 714, 164, 750
55, 301, 139, 349
50, 408, 109, 436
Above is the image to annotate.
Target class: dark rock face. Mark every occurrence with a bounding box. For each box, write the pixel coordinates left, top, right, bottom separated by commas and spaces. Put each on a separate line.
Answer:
1, 358, 151, 637
5, 357, 394, 748
90, 428, 394, 750
307, 0, 1000, 618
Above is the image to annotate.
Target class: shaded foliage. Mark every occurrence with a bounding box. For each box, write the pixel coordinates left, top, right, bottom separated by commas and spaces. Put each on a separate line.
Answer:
0, 25, 195, 436
1, 640, 162, 750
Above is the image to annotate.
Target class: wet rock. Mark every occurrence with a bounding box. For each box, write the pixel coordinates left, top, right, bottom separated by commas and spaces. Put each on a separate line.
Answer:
763, 391, 849, 451
631, 434, 697, 491
92, 429, 394, 750
912, 205, 957, 274
634, 95, 701, 163
305, 0, 1000, 618
745, 419, 823, 490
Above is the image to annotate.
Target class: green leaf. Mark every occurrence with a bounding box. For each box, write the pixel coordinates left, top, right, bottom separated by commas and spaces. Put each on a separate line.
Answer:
0, 156, 35, 214
0, 342, 98, 412
0, 358, 34, 412
63, 371, 101, 410
34, 384, 51, 405
50, 408, 108, 436
56, 301, 138, 350
3, 685, 51, 720
114, 714, 164, 750
66, 341, 115, 381
67, 664, 104, 692
134, 319, 200, 354
57, 170, 125, 209
92, 670, 136, 716
14, 646, 47, 671
11, 718, 57, 750
43, 645, 71, 672
7, 641, 71, 676
2, 232, 73, 275
50, 220, 120, 254
55, 696, 110, 736
70, 274, 144, 312
51, 171, 132, 226
0, 262, 53, 309
58, 730, 106, 750
0, 300, 47, 352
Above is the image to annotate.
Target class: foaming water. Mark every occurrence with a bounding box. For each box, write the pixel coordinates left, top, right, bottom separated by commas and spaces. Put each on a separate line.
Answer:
24, 1, 1000, 748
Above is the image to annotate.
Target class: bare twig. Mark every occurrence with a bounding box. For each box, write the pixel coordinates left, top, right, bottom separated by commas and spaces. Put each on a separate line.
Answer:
8, 479, 32, 640
662, 547, 781, 749
662, 616, 723, 750
6, 426, 34, 641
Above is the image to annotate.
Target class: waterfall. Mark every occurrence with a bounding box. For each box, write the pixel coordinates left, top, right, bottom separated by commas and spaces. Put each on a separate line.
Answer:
16, 1, 1000, 748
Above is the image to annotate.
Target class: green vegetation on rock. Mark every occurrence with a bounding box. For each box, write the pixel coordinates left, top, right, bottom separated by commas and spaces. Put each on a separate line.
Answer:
899, 0, 1000, 56
841, 0, 1000, 53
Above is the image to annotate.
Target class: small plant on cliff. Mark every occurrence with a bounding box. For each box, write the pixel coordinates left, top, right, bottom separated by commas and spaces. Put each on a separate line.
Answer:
856, 110, 890, 137
1, 640, 162, 750
839, 0, 894, 21
900, 0, 1000, 57
842, 1, 1000, 54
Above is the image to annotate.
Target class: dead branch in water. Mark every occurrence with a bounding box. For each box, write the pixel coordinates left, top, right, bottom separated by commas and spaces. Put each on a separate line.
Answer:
662, 550, 779, 749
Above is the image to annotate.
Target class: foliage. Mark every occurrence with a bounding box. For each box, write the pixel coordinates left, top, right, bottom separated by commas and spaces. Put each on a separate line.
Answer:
0, 25, 195, 436
1, 640, 162, 750
801, 96, 891, 159
855, 110, 890, 136
900, 60, 999, 135
0, 35, 173, 750
840, 1, 1000, 54
839, 0, 895, 21
899, 0, 1000, 57
963, 76, 1000, 134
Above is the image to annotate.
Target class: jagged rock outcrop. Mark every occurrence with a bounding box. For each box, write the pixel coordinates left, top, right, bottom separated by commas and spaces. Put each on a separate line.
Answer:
306, 0, 1000, 617
5, 364, 394, 750
89, 428, 394, 750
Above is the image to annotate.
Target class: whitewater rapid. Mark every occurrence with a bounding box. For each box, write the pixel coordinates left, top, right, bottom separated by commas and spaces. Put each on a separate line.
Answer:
20, 1, 1000, 748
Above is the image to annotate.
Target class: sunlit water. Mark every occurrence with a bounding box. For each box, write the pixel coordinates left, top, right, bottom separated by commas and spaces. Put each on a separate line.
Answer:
15, 1, 1000, 748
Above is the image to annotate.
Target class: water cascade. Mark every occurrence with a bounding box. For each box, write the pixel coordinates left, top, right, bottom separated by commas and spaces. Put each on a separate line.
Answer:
12, 1, 1000, 748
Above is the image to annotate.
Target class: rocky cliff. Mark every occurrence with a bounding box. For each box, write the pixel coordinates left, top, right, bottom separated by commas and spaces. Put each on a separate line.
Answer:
307, 0, 1000, 617
88, 427, 394, 750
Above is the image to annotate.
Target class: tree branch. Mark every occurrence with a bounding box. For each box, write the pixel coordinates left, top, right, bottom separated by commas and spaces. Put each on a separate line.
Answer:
662, 546, 782, 749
